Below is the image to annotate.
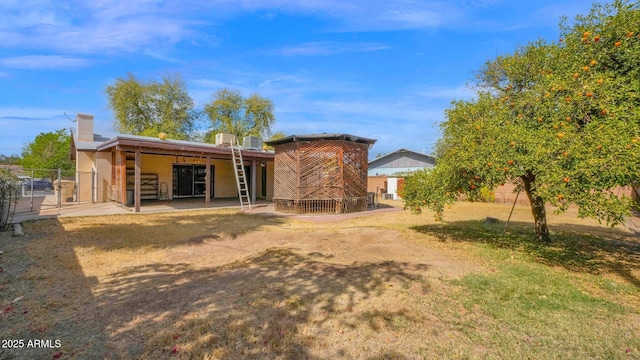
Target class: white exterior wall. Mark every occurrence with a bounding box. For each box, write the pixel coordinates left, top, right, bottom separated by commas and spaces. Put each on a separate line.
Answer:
387, 177, 398, 200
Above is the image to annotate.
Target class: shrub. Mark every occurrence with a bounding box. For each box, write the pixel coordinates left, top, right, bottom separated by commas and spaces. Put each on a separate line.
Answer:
0, 169, 20, 231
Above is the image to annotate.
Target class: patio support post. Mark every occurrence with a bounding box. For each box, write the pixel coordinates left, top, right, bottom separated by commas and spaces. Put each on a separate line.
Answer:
135, 149, 141, 213
251, 159, 257, 204
205, 156, 211, 208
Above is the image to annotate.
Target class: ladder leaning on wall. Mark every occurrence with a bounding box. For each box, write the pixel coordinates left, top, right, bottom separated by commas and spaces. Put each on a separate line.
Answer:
230, 139, 251, 211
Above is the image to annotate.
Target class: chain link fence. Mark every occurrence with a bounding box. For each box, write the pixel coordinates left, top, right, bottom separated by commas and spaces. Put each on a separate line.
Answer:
6, 167, 99, 215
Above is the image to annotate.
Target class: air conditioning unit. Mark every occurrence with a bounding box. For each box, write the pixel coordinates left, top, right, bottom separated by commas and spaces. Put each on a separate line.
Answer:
243, 136, 263, 150
215, 133, 236, 146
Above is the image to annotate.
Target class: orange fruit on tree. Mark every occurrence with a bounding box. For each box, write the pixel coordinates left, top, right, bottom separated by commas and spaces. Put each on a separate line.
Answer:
565, 117, 572, 122
573, 72, 580, 78
596, 144, 602, 150
586, 92, 593, 97
582, 66, 590, 71
626, 144, 632, 149
508, 159, 514, 165
565, 97, 572, 102
553, 125, 559, 129
597, 78, 604, 84
557, 194, 564, 200
563, 177, 570, 183
557, 133, 565, 138
600, 109, 608, 115
590, 60, 597, 66
615, 41, 622, 46
563, 151, 569, 157
627, 32, 634, 37
594, 35, 601, 42
583, 31, 590, 37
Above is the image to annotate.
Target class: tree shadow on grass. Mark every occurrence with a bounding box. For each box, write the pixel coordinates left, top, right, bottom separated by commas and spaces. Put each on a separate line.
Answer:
5, 212, 433, 359
94, 248, 430, 359
410, 220, 640, 287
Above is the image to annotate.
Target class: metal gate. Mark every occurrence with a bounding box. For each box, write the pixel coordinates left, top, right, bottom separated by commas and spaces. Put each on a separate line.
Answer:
6, 167, 99, 215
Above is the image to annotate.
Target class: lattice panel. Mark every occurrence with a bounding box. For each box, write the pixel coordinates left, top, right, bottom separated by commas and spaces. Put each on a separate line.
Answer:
272, 139, 370, 214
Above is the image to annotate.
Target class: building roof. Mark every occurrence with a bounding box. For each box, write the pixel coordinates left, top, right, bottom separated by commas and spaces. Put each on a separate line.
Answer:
368, 148, 435, 176
264, 133, 377, 147
96, 134, 274, 159
369, 148, 435, 167
70, 129, 111, 151
72, 131, 274, 160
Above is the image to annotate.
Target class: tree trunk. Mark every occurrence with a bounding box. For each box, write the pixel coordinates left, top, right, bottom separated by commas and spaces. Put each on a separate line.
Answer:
521, 173, 551, 242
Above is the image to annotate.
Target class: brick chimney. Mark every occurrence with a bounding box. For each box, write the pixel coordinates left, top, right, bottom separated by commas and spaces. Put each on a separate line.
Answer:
76, 113, 94, 142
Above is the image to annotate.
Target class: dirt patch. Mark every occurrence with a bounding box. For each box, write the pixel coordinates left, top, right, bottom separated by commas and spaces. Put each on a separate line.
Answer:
165, 227, 479, 279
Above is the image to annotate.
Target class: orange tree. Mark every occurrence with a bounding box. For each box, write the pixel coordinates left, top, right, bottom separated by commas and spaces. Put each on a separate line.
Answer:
403, 0, 640, 242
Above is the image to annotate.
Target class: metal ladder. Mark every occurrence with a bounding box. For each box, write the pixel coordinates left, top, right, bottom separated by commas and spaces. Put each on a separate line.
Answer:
231, 139, 251, 211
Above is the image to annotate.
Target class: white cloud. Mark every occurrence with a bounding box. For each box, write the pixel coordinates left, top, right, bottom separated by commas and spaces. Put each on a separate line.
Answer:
420, 85, 475, 101
0, 107, 116, 154
0, 0, 461, 57
0, 1, 193, 54
0, 0, 577, 59
0, 55, 91, 69
0, 107, 70, 119
275, 41, 390, 56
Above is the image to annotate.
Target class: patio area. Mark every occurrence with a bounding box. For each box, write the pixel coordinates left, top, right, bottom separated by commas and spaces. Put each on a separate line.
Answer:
11, 196, 274, 223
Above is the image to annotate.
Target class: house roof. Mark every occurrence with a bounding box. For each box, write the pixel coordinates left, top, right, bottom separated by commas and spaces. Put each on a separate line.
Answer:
368, 148, 436, 169
71, 129, 274, 160
264, 133, 377, 147
95, 134, 274, 160
70, 129, 111, 151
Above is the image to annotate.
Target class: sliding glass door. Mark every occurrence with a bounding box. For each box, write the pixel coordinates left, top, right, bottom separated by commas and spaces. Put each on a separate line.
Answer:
172, 164, 214, 198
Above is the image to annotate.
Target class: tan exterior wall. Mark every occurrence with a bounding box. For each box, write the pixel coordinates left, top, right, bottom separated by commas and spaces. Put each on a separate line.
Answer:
212, 159, 238, 198
140, 154, 175, 199
368, 176, 388, 194
76, 148, 275, 203
266, 161, 274, 200
95, 152, 112, 202
76, 150, 94, 203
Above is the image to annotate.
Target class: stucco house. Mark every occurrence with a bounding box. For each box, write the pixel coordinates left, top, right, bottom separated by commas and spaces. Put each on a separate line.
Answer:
367, 148, 435, 200
70, 113, 274, 212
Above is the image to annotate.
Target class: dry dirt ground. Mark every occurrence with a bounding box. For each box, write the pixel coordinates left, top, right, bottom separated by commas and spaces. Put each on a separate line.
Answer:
1, 204, 486, 360
1, 202, 638, 359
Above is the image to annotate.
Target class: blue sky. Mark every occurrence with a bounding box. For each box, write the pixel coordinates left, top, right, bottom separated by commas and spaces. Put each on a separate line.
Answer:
0, 0, 594, 158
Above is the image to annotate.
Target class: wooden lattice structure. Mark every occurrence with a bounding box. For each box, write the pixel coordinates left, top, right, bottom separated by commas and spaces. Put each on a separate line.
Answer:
265, 134, 376, 214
